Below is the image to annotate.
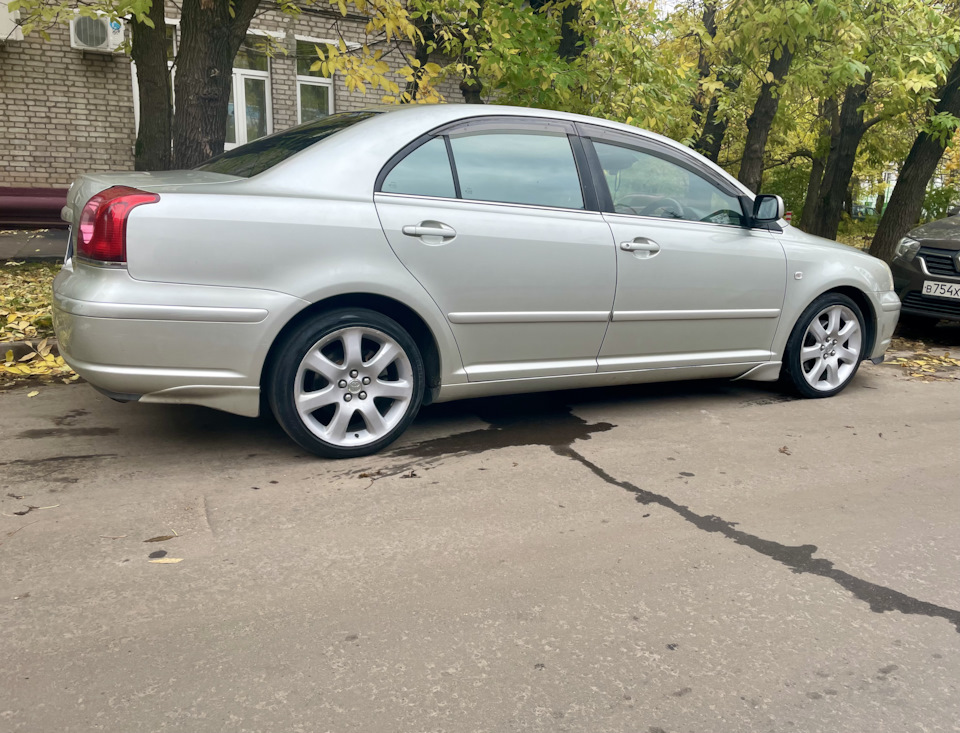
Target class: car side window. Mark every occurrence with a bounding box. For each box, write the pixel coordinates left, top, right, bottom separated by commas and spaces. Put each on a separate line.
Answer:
381, 137, 456, 199
593, 141, 744, 226
448, 131, 584, 210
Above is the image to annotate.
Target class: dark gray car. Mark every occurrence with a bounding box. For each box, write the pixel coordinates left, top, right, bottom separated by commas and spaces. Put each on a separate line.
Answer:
891, 214, 960, 327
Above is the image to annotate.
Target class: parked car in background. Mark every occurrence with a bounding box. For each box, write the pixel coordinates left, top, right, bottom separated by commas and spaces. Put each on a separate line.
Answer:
53, 105, 900, 458
891, 215, 960, 329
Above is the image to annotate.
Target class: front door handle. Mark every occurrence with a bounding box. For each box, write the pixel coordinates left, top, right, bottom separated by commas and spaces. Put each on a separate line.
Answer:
620, 238, 660, 253
401, 221, 457, 243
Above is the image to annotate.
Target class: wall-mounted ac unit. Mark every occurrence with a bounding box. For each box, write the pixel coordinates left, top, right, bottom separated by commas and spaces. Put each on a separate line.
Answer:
0, 0, 24, 43
69, 14, 125, 54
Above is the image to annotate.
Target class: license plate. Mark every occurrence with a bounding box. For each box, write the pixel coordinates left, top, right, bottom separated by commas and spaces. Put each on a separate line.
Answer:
922, 280, 960, 300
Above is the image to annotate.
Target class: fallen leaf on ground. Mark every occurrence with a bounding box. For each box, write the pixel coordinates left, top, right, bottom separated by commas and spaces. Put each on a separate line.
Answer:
148, 558, 183, 564
143, 535, 176, 543
26, 390, 38, 397
779, 446, 791, 455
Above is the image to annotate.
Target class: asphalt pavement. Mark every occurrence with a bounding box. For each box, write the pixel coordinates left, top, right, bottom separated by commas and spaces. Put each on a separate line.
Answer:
1, 361, 958, 732
0, 229, 68, 261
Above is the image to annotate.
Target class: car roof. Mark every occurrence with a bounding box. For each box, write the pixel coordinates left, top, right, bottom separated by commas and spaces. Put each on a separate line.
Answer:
252, 103, 753, 201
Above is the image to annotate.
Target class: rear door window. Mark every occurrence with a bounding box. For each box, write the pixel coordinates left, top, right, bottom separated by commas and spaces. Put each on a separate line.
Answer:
448, 131, 584, 210
380, 138, 456, 198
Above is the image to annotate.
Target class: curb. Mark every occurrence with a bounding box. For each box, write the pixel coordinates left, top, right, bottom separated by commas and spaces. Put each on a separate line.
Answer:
1, 339, 60, 359
0, 256, 65, 263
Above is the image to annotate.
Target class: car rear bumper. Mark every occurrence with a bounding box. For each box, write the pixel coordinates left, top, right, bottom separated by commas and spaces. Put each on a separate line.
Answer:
53, 264, 308, 416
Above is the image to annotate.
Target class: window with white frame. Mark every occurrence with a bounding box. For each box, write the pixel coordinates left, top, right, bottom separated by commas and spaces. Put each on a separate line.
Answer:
295, 39, 334, 123
225, 36, 273, 149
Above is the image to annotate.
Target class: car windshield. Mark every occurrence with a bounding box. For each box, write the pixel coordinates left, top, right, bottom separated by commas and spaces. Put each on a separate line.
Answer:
195, 111, 380, 178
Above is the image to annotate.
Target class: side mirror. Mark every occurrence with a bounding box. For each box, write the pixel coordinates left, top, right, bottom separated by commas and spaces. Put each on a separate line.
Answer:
752, 194, 785, 229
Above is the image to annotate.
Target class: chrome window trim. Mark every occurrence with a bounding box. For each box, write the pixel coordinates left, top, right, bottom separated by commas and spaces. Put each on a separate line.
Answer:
374, 191, 605, 217
602, 210, 757, 234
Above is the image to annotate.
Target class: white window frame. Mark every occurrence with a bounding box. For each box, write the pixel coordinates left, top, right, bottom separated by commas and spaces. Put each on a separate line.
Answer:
295, 75, 335, 124
293, 35, 360, 123
224, 37, 274, 150
130, 18, 178, 135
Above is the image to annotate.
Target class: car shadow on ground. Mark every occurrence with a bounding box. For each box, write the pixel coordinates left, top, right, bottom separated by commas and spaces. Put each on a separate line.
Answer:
135, 377, 787, 463
113, 319, 956, 463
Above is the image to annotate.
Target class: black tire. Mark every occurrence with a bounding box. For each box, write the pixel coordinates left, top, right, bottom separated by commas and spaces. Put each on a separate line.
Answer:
782, 292, 866, 399
267, 308, 425, 458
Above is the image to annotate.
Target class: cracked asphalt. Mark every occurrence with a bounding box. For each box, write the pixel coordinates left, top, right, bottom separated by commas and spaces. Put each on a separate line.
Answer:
1, 359, 958, 733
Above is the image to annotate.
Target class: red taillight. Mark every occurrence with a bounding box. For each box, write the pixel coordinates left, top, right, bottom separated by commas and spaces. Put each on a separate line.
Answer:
76, 186, 160, 263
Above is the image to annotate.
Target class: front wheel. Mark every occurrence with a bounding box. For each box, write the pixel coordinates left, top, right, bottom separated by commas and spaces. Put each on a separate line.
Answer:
267, 308, 425, 458
782, 293, 866, 398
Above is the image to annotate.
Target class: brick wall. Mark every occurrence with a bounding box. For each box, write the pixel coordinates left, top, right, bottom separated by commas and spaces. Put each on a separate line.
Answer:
0, 6, 466, 189
0, 22, 137, 188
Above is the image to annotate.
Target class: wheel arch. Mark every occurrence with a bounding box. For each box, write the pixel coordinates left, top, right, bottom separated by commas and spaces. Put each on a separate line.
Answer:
821, 285, 877, 357
260, 293, 443, 406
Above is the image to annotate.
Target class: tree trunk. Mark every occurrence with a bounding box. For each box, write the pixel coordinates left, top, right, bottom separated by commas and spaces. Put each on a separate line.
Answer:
798, 97, 837, 231
874, 189, 885, 216
131, 1, 172, 171
690, 0, 718, 127
405, 15, 434, 102
695, 98, 727, 162
870, 55, 960, 262
799, 156, 825, 230
557, 2, 584, 61
737, 44, 795, 192
460, 0, 485, 103
172, 0, 260, 168
808, 81, 871, 239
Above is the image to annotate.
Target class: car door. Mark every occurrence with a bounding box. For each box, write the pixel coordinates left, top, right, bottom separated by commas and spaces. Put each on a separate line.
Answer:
578, 124, 787, 372
375, 117, 617, 382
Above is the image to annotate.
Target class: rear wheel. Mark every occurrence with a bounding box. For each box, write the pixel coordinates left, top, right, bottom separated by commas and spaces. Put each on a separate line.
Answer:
782, 293, 865, 398
268, 308, 425, 458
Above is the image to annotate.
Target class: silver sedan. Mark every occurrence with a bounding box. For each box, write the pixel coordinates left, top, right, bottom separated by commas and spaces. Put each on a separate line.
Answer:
54, 105, 901, 457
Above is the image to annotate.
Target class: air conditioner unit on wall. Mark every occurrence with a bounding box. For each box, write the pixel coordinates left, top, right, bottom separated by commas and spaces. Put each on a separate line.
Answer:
69, 14, 125, 54
0, 0, 24, 43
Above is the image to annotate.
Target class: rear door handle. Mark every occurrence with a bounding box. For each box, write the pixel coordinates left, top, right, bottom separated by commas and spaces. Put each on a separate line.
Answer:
401, 221, 457, 242
620, 238, 660, 253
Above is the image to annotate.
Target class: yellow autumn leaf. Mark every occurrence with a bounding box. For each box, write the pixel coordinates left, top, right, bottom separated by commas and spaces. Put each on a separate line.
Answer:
27, 390, 39, 397
148, 558, 184, 564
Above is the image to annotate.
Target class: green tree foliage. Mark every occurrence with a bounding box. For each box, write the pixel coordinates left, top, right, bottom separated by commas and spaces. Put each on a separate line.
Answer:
6, 0, 959, 258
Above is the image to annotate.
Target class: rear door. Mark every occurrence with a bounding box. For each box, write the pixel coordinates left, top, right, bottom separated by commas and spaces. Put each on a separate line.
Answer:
375, 117, 617, 382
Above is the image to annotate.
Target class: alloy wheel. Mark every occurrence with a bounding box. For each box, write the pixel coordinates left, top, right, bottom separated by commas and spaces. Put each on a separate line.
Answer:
294, 326, 413, 447
799, 304, 862, 392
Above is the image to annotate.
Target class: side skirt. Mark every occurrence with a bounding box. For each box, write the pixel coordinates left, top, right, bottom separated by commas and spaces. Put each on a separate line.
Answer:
434, 362, 766, 403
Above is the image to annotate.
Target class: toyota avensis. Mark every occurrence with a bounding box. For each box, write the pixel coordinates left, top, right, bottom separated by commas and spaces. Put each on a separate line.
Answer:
53, 105, 901, 458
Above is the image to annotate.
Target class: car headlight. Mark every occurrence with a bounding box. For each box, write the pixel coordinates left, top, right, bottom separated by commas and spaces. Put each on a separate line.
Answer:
894, 236, 920, 262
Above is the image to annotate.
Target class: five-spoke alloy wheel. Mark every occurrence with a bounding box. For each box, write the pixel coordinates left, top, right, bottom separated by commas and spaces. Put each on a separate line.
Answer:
783, 293, 866, 398
268, 309, 425, 458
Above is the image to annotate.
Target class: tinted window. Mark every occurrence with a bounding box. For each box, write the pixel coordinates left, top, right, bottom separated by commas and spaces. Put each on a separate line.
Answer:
381, 138, 456, 198
594, 141, 744, 225
449, 132, 584, 209
196, 111, 378, 178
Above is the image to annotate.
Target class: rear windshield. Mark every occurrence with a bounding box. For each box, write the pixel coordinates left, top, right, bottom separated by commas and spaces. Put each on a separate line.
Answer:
196, 111, 379, 177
